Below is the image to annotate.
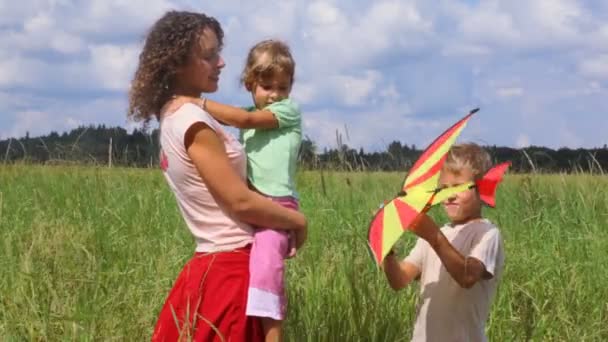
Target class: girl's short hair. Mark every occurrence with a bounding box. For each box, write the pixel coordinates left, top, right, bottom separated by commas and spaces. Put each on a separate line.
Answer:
444, 143, 492, 180
240, 40, 295, 91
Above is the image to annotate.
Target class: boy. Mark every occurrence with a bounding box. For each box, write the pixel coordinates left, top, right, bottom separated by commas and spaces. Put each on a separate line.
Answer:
383, 143, 505, 342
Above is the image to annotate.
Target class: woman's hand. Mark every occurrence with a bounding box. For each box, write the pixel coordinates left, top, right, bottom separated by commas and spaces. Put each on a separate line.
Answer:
293, 222, 307, 250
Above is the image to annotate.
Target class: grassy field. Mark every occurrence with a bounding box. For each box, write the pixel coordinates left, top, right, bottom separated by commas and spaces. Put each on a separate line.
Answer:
1, 165, 607, 341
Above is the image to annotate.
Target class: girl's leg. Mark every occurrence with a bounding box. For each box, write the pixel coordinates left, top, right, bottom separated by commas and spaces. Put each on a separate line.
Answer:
261, 318, 283, 342
247, 197, 298, 341
247, 228, 289, 322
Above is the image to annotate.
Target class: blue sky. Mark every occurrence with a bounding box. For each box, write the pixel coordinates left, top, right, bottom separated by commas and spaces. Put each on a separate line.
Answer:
1, 0, 607, 150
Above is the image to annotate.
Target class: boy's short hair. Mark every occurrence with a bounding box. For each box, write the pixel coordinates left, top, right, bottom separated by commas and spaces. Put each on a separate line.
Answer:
444, 143, 492, 180
240, 39, 295, 91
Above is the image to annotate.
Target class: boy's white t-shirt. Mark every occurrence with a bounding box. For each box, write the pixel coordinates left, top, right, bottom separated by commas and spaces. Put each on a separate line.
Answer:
159, 103, 255, 253
404, 219, 505, 342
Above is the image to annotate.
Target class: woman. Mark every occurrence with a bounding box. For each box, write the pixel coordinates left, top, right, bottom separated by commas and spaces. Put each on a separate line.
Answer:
127, 10, 307, 341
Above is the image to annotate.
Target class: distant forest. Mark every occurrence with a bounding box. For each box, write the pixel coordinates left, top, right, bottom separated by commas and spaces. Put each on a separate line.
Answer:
1, 125, 607, 173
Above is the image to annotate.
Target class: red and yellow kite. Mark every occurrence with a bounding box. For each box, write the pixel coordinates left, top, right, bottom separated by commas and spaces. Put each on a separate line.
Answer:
367, 108, 510, 265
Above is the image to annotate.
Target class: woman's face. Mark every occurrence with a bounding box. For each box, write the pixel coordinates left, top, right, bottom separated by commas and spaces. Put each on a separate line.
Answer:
176, 28, 225, 95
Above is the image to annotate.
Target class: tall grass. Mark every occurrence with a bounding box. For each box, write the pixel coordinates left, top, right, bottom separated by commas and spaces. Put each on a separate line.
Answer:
1, 165, 607, 340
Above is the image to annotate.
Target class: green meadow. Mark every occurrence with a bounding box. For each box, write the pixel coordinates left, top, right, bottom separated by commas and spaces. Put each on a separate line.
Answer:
1, 165, 607, 341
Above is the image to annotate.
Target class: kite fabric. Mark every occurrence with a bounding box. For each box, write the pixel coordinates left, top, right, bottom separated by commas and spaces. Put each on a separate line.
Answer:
367, 108, 510, 266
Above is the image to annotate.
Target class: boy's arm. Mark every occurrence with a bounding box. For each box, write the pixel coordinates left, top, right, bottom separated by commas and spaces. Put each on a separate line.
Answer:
382, 252, 420, 291
410, 214, 491, 289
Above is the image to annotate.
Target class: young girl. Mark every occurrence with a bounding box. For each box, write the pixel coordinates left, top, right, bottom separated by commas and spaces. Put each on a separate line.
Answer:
128, 11, 306, 341
177, 39, 301, 341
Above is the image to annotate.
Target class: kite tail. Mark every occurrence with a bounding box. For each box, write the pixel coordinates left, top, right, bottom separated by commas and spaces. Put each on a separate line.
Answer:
475, 162, 511, 207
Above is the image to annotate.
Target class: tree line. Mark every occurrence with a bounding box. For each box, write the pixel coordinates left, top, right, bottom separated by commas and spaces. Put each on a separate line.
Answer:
1, 125, 607, 173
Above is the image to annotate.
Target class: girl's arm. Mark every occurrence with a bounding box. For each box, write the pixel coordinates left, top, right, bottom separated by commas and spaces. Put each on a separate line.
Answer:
184, 121, 307, 247
205, 98, 278, 129
174, 96, 279, 129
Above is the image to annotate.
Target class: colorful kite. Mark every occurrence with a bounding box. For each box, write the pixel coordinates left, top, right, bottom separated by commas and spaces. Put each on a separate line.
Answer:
367, 108, 510, 265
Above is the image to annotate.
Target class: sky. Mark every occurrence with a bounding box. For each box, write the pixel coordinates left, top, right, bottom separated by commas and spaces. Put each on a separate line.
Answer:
1, 0, 607, 151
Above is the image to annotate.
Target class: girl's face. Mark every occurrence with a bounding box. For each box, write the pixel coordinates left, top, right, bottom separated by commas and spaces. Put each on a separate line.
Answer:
439, 167, 482, 225
175, 28, 225, 95
250, 71, 292, 110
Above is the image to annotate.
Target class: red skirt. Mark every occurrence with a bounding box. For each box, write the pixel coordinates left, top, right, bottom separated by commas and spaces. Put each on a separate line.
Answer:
152, 245, 264, 342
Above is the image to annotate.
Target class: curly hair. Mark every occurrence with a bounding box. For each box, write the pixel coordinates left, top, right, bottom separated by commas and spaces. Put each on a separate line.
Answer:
444, 143, 492, 180
240, 39, 295, 91
128, 11, 224, 124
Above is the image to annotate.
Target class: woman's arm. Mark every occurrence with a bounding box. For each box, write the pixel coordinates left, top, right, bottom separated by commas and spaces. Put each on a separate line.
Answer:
184, 121, 307, 245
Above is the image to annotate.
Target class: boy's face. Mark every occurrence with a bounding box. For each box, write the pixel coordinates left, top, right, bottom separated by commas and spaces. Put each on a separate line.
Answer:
439, 167, 482, 225
251, 71, 292, 109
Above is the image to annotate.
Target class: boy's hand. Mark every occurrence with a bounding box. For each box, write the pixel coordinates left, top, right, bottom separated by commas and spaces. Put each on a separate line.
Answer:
410, 213, 441, 246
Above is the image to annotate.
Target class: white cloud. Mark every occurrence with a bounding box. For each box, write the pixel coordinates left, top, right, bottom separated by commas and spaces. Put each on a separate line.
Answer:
303, 100, 438, 151
557, 126, 583, 148
441, 43, 492, 57
303, 0, 433, 70
288, 70, 383, 107
65, 117, 83, 128
1, 0, 607, 149
379, 83, 402, 103
0, 1, 51, 26
248, 1, 298, 37
24, 12, 54, 32
496, 87, 523, 99
50, 31, 85, 54
446, 0, 593, 56
458, 4, 520, 46
579, 54, 608, 79
291, 82, 316, 105
1, 93, 128, 140
0, 56, 46, 87
530, 0, 584, 37
67, 0, 175, 37
1, 9, 83, 55
8, 110, 49, 138
331, 71, 382, 106
363, 1, 433, 49
516, 134, 530, 148
307, 1, 341, 25
89, 44, 141, 91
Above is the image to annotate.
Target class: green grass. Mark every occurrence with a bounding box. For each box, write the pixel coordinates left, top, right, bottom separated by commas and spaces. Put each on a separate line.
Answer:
1, 165, 607, 341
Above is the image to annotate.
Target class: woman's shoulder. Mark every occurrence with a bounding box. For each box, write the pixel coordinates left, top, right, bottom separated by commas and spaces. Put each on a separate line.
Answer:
168, 102, 216, 122
162, 103, 221, 133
